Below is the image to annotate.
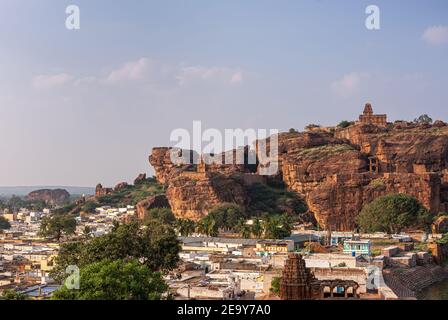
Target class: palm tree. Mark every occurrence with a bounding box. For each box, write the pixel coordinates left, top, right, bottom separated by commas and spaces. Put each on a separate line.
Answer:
235, 218, 251, 238
252, 218, 264, 239
175, 219, 196, 236
198, 216, 218, 237
241, 224, 252, 239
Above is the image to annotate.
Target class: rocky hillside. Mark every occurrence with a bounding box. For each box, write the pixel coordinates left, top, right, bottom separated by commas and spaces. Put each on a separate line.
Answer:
149, 116, 448, 231
26, 189, 70, 205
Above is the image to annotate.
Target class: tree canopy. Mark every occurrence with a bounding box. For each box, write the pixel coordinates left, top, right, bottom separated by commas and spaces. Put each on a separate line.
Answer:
51, 221, 180, 282
0, 289, 28, 300
414, 114, 433, 125
208, 203, 246, 231
0, 216, 11, 230
39, 214, 77, 241
337, 120, 354, 128
52, 259, 168, 300
263, 214, 293, 239
356, 194, 432, 234
143, 207, 176, 226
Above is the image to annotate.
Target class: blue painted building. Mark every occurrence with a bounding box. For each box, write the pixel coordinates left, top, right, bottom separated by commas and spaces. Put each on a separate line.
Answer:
343, 239, 371, 256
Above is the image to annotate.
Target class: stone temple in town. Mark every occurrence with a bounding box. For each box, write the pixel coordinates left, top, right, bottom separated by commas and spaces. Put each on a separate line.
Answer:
279, 253, 360, 300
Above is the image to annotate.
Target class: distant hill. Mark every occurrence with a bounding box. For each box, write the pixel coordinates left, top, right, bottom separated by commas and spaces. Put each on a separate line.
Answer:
0, 186, 95, 197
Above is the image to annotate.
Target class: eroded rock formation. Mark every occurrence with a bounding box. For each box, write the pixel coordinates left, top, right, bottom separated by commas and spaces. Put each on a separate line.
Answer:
149, 104, 448, 230
26, 189, 70, 205
95, 184, 112, 197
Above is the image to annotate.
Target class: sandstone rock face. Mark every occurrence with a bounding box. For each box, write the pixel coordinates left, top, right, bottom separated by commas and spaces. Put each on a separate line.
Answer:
149, 120, 448, 231
149, 147, 251, 220
282, 145, 366, 195
149, 147, 194, 184
283, 124, 448, 230
166, 173, 247, 220
136, 195, 170, 220
306, 173, 441, 230
26, 189, 70, 205
258, 123, 448, 230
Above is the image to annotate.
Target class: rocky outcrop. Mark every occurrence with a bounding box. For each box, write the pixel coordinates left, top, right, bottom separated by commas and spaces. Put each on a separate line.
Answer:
149, 147, 252, 220
279, 124, 448, 230
136, 195, 170, 220
26, 189, 70, 205
134, 173, 147, 185
149, 111, 448, 230
282, 144, 367, 194
95, 184, 112, 197
166, 173, 247, 220
149, 147, 192, 184
306, 173, 441, 230
113, 182, 128, 191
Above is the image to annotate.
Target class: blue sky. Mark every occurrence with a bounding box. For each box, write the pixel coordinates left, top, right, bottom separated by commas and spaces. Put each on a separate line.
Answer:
0, 0, 447, 186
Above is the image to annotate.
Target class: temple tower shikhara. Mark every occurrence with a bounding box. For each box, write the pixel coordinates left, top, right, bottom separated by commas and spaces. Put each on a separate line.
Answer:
279, 253, 318, 300
358, 103, 387, 127
279, 253, 360, 300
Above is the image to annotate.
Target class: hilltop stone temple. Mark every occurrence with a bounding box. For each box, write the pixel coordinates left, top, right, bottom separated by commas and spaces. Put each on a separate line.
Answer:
358, 103, 387, 127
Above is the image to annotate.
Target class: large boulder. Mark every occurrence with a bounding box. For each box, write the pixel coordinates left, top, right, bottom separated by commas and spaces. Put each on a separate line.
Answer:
26, 189, 70, 205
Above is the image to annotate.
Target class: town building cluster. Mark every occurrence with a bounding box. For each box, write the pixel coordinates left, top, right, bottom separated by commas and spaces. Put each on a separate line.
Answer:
0, 204, 137, 298
165, 229, 438, 300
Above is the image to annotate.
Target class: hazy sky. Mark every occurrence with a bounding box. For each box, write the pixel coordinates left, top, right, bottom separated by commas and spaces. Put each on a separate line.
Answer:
0, 0, 447, 187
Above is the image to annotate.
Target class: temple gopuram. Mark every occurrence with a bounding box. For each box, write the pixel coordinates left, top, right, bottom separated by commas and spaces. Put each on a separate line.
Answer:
279, 253, 360, 300
279, 253, 320, 300
358, 103, 387, 127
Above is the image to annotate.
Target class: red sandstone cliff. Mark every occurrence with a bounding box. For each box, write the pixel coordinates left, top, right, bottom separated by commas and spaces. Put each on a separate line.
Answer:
149, 114, 448, 230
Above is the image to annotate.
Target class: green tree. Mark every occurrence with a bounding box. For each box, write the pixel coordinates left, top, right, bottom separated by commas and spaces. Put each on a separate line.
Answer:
251, 218, 264, 239
143, 208, 175, 226
235, 218, 251, 238
0, 216, 11, 230
414, 114, 433, 125
270, 277, 281, 295
288, 128, 298, 133
240, 224, 252, 239
39, 214, 77, 241
175, 219, 196, 236
0, 289, 28, 300
356, 194, 431, 234
337, 120, 354, 128
51, 221, 180, 282
198, 215, 218, 237
52, 259, 168, 300
263, 214, 292, 239
81, 201, 98, 213
208, 203, 245, 231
